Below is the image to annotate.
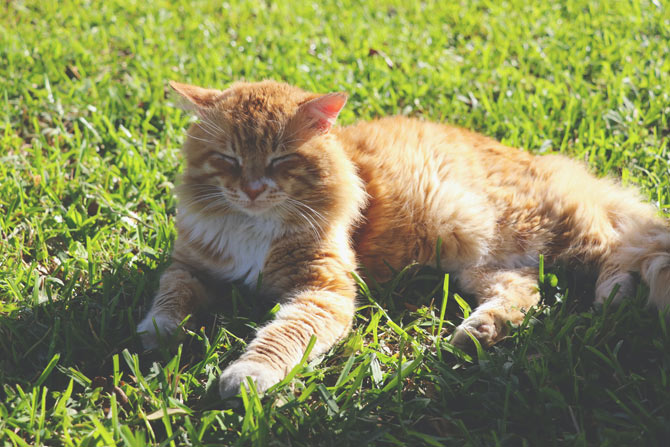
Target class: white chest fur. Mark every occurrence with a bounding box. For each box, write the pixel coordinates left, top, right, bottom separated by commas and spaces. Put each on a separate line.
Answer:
177, 210, 285, 285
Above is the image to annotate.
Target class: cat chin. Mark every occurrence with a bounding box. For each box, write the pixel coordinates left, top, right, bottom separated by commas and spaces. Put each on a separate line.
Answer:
233, 202, 281, 216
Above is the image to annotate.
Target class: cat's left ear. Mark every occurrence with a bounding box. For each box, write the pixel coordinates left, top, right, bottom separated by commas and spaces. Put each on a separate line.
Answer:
297, 92, 348, 134
169, 81, 226, 109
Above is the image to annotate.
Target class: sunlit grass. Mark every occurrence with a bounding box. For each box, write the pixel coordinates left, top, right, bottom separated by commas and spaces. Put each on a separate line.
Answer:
1, 0, 669, 445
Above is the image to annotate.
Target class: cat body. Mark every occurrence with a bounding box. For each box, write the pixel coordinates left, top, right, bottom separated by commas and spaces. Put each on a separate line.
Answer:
136, 80, 670, 398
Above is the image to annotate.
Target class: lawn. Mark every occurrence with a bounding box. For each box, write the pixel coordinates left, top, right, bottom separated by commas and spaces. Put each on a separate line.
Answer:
1, 0, 669, 445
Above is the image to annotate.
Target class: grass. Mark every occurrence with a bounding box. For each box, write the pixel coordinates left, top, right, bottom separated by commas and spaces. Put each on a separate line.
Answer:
1, 0, 669, 445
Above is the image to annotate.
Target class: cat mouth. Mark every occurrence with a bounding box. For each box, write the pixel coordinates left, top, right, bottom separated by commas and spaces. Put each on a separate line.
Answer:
236, 200, 280, 215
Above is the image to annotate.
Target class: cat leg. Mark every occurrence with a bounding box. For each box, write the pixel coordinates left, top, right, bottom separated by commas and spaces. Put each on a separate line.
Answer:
451, 267, 540, 350
136, 262, 209, 349
594, 263, 636, 305
219, 287, 355, 398
601, 224, 670, 310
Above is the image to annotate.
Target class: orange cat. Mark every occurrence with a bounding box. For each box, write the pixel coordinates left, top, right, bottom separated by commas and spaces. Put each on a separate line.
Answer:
137, 80, 670, 398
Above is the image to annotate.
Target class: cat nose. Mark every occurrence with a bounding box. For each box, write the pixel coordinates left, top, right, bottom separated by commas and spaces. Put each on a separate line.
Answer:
241, 182, 267, 200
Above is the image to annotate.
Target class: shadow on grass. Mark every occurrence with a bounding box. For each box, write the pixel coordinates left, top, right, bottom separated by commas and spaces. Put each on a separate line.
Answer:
0, 258, 595, 387
0, 254, 283, 399
4, 256, 670, 444
0, 261, 161, 392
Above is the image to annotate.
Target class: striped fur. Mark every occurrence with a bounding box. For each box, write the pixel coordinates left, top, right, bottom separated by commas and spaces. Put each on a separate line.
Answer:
136, 80, 670, 398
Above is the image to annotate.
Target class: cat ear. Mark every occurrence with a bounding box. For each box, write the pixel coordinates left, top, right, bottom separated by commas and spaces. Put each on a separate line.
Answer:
169, 81, 225, 109
298, 92, 348, 134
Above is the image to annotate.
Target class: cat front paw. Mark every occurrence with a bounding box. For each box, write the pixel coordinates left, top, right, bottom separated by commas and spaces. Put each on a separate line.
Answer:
136, 313, 180, 350
450, 312, 501, 351
219, 360, 285, 399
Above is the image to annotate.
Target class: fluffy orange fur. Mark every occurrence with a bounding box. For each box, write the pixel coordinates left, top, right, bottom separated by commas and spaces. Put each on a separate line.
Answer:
137, 80, 670, 398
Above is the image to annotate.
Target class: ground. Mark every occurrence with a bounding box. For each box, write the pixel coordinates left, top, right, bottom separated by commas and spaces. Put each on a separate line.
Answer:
1, 0, 669, 445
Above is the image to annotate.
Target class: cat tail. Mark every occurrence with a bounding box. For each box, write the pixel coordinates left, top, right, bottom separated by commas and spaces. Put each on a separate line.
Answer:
597, 221, 670, 312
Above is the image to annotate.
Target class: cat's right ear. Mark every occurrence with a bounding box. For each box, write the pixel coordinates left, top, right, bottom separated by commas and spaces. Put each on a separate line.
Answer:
169, 81, 225, 109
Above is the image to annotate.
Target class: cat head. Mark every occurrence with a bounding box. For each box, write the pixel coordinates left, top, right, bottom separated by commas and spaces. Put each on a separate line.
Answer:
171, 80, 363, 229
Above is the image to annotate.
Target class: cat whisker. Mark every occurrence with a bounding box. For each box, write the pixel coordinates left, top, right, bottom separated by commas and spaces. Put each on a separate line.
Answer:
187, 133, 218, 145
195, 110, 228, 138
286, 198, 328, 225
281, 201, 324, 241
267, 119, 287, 147
287, 201, 327, 233
182, 191, 226, 202
178, 186, 232, 211
198, 109, 229, 136
180, 195, 228, 211
278, 202, 318, 240
280, 138, 300, 147
195, 119, 224, 140
181, 183, 223, 191
177, 185, 224, 197
194, 111, 220, 130
281, 115, 320, 146
199, 197, 232, 214
199, 119, 226, 138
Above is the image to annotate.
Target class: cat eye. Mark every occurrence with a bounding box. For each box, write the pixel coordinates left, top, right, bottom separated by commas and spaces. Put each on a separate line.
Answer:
212, 152, 240, 166
269, 153, 298, 167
